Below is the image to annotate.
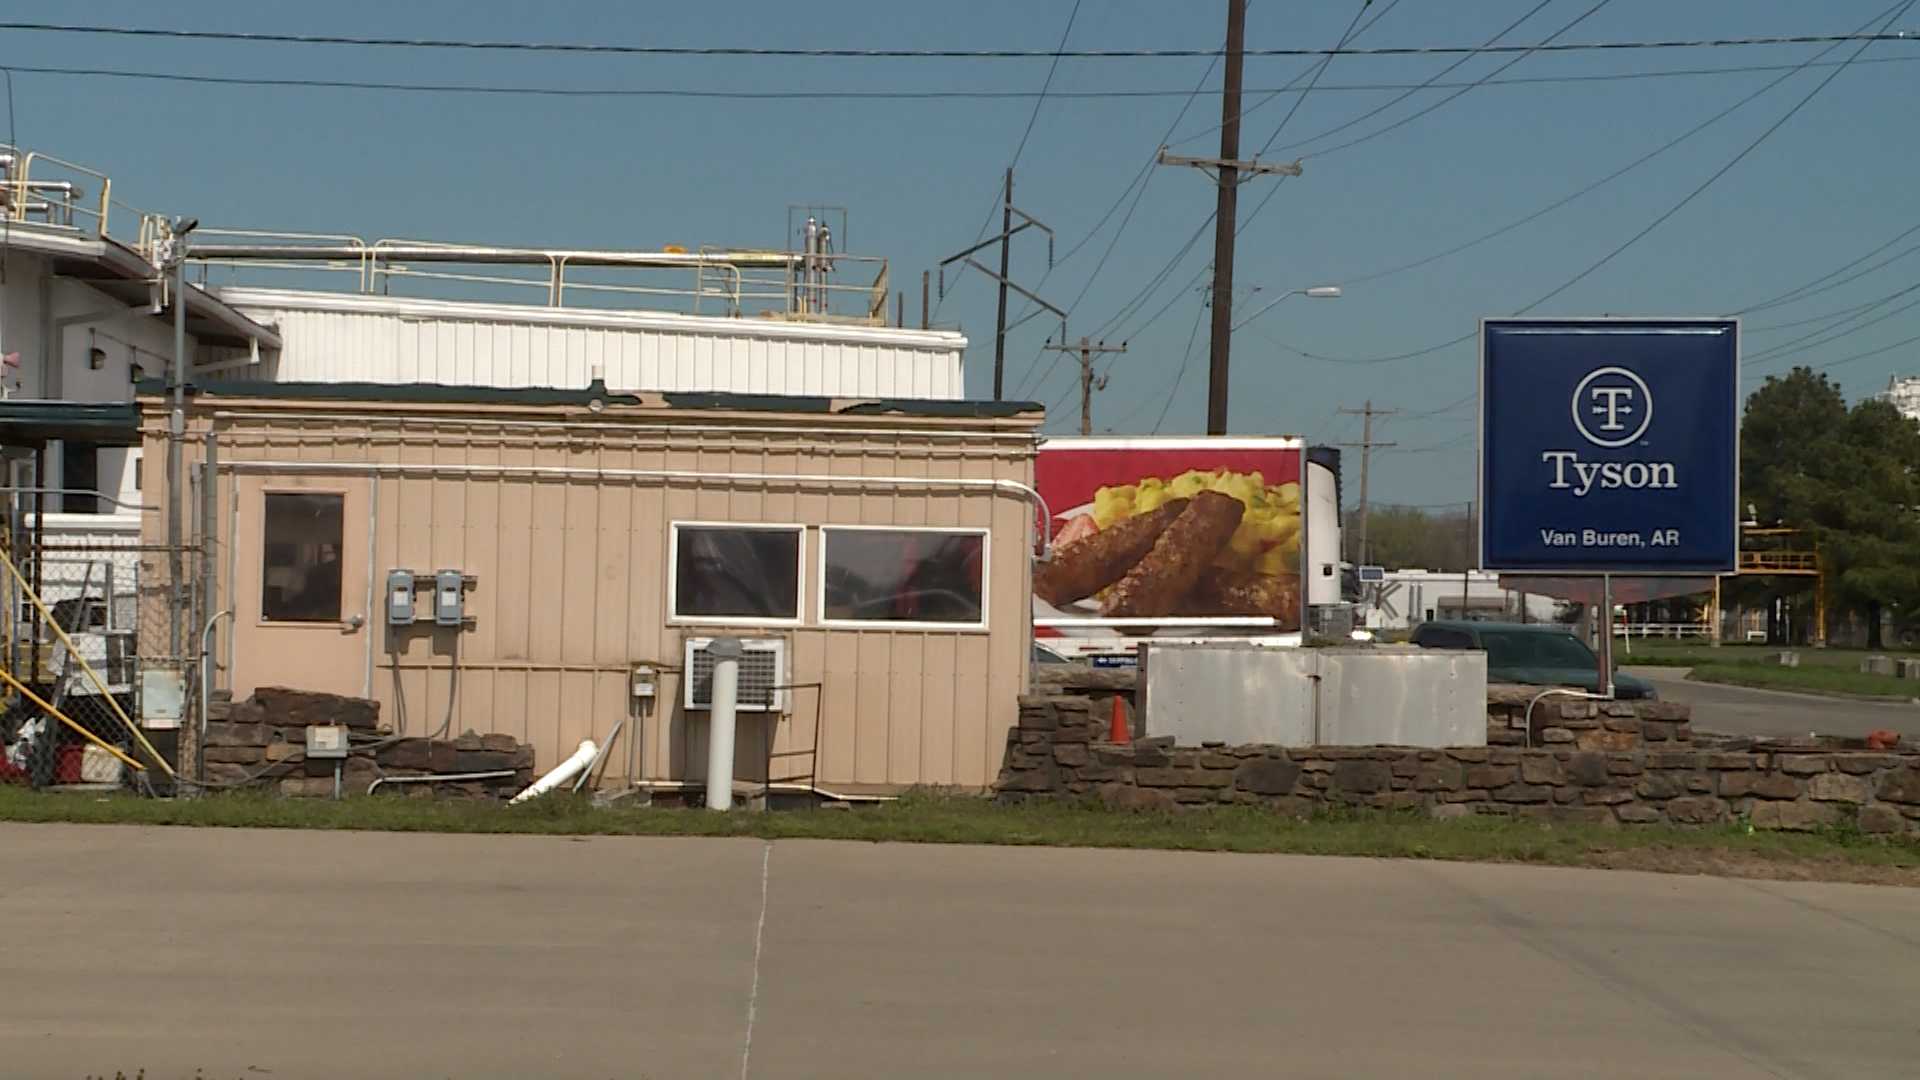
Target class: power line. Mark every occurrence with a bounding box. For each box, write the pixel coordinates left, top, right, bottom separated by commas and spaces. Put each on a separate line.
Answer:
1251, 0, 1376, 156
1075, 0, 1400, 352
1747, 281, 1920, 332
1742, 285, 1920, 367
1261, 0, 1566, 158
1152, 299, 1212, 434
941, 2, 1080, 324
1162, 2, 1612, 364
6, 56, 1917, 101
1812, 328, 1920, 372
1315, 50, 1881, 296
1514, 0, 1917, 313
1007, 1, 1082, 170
1008, 49, 1221, 400
1733, 223, 1920, 313
1108, 296, 1205, 430
1175, 0, 1407, 147
1250, 1, 1914, 369
3, 22, 1911, 58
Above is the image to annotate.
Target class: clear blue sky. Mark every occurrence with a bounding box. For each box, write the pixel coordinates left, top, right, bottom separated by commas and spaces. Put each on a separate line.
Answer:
10, 0, 1917, 506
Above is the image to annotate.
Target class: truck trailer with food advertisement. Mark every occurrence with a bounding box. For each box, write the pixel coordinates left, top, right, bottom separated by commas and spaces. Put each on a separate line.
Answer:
1033, 437, 1342, 659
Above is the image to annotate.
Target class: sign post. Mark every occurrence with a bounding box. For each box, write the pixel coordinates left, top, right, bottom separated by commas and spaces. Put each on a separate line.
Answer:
1480, 318, 1739, 698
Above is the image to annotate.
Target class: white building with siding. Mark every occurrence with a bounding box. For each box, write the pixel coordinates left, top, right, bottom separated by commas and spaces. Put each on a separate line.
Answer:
215, 288, 968, 399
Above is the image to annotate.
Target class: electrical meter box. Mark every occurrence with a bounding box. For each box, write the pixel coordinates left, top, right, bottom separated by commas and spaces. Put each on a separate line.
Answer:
386, 569, 417, 626
305, 724, 350, 760
434, 570, 465, 627
631, 664, 657, 699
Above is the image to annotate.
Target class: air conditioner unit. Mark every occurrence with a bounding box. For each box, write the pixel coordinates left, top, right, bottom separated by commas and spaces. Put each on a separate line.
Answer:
682, 637, 788, 713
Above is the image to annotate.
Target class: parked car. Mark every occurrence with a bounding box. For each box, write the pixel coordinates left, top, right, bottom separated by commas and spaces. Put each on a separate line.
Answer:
1032, 641, 1074, 664
1408, 620, 1657, 699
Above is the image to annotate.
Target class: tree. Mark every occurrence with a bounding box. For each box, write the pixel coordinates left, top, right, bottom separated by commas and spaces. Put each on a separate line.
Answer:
1738, 367, 1920, 647
1345, 505, 1473, 570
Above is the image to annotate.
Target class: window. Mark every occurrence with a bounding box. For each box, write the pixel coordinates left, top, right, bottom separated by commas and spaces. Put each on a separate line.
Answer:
670, 524, 803, 623
821, 527, 987, 627
261, 493, 345, 623
1415, 627, 1474, 650
61, 441, 98, 514
1479, 630, 1597, 669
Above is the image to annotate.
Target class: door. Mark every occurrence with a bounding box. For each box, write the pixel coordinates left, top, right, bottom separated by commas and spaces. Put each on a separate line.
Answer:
230, 474, 373, 700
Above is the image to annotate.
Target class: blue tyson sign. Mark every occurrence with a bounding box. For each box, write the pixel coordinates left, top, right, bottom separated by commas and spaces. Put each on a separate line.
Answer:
1480, 318, 1738, 573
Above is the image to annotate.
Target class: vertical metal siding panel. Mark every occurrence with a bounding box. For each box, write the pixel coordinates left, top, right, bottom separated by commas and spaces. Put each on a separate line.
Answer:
984, 450, 1028, 787
462, 432, 502, 738
534, 323, 555, 389
948, 452, 994, 787
817, 632, 859, 787
887, 634, 923, 786
854, 631, 891, 785
921, 632, 958, 785
627, 434, 668, 781
393, 434, 436, 736
575, 327, 596, 387
660, 436, 702, 780
528, 445, 570, 767
637, 329, 658, 390
430, 433, 472, 733
695, 334, 716, 391
503, 323, 526, 387
799, 341, 819, 396
397, 314, 418, 383
495, 440, 537, 749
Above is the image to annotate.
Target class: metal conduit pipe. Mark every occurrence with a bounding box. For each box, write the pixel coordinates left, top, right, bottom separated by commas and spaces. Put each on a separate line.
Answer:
212, 430, 1033, 463
367, 770, 517, 797
4, 487, 157, 512
206, 412, 1037, 443
195, 244, 808, 270
628, 779, 898, 804
216, 459, 1053, 558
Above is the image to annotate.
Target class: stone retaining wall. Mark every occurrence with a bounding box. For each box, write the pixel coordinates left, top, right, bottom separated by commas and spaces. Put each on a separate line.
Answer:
1485, 684, 1692, 749
201, 687, 535, 798
999, 696, 1920, 834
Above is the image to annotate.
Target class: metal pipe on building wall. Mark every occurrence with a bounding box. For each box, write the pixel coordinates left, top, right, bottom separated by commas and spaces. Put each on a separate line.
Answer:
205, 412, 1037, 446
705, 637, 742, 812
213, 459, 1053, 558
168, 244, 187, 662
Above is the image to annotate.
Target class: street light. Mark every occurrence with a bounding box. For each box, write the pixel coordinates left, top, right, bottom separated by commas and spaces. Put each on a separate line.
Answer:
1230, 284, 1342, 332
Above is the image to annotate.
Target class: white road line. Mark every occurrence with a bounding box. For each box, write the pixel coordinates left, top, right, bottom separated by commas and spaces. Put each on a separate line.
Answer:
740, 839, 772, 1080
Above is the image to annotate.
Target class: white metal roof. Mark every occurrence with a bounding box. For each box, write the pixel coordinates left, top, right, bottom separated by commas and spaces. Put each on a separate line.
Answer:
216, 287, 966, 351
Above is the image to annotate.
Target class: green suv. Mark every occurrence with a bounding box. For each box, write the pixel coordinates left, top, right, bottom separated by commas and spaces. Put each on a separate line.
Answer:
1409, 620, 1657, 700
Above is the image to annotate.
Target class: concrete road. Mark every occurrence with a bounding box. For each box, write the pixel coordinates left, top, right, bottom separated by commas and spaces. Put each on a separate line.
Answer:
1624, 664, 1920, 740
2, 825, 1917, 1079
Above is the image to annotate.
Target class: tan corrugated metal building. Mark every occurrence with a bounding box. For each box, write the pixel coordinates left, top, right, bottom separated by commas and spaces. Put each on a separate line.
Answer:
140, 381, 1042, 795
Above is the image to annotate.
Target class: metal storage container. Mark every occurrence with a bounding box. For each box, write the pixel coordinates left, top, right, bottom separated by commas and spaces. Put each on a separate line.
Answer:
1140, 643, 1486, 748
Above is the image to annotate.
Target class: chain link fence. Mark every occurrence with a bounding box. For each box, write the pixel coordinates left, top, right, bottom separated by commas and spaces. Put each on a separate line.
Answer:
1, 511, 197, 792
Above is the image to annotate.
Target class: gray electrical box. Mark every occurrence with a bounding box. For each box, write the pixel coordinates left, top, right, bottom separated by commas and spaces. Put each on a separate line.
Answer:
434, 569, 465, 627
305, 724, 350, 760
386, 569, 417, 626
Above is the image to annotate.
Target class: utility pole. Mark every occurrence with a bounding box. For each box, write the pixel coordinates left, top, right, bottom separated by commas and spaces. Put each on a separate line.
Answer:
1157, 0, 1302, 434
1335, 400, 1397, 565
937, 174, 1063, 399
1044, 337, 1127, 435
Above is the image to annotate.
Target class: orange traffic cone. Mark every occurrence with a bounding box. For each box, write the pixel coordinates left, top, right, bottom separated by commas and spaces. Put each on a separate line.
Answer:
1109, 696, 1131, 744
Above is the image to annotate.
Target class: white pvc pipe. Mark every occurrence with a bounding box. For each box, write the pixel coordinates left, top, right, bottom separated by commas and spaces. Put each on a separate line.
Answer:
217, 459, 1051, 557
508, 739, 598, 805
706, 641, 742, 811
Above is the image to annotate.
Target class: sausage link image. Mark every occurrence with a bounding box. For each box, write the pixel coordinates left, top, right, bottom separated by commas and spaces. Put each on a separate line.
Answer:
1034, 498, 1191, 606
1185, 569, 1303, 628
1101, 491, 1245, 617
